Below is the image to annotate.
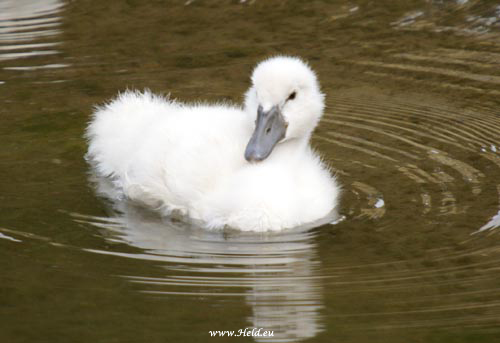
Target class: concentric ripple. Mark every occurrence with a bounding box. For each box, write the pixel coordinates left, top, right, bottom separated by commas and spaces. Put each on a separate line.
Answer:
2, 0, 500, 342
58, 91, 500, 341
316, 93, 500, 223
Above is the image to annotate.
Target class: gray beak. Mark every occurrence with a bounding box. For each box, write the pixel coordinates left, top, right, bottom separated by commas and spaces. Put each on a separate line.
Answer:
245, 105, 287, 162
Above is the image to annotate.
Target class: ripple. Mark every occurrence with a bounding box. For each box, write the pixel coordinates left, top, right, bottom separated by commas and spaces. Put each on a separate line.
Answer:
71, 198, 326, 342
0, 231, 22, 243
320, 90, 500, 229
0, 0, 63, 64
391, 2, 500, 36
332, 98, 499, 148
4, 63, 68, 70
354, 60, 500, 85
74, 86, 500, 338
40, 85, 498, 342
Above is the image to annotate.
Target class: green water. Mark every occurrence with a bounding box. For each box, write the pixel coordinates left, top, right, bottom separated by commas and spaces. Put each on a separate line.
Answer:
1, 1, 500, 342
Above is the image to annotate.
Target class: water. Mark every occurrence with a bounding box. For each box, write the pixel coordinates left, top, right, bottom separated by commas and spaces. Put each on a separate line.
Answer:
1, 0, 500, 342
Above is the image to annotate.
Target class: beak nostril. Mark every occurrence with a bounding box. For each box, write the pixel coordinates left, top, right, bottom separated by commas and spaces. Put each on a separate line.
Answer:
245, 104, 286, 163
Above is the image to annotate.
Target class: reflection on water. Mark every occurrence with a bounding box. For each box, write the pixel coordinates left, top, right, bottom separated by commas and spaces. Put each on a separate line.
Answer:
0, 0, 63, 63
392, 1, 500, 35
477, 210, 500, 232
73, 176, 325, 342
0, 232, 22, 243
1, 0, 500, 342
476, 185, 500, 233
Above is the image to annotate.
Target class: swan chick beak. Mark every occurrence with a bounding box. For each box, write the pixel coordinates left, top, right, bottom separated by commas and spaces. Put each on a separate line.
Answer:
244, 105, 287, 163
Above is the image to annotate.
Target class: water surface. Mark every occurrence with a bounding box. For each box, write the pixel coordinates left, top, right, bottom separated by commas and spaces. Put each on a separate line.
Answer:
1, 1, 500, 342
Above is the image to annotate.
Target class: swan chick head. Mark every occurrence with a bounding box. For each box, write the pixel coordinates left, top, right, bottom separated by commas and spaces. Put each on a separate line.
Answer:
244, 56, 325, 162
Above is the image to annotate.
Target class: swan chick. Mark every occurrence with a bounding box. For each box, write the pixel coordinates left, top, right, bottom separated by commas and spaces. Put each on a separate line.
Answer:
86, 56, 339, 231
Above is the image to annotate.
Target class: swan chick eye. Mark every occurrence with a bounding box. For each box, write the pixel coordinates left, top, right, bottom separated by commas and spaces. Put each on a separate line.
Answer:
287, 91, 296, 101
